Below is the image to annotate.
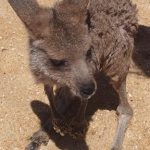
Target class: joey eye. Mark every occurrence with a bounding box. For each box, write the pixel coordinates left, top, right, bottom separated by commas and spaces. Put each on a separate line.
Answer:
86, 47, 92, 59
50, 59, 67, 67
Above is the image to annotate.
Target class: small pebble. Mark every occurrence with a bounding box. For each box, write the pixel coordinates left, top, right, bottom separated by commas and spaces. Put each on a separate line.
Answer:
134, 145, 138, 150
128, 93, 132, 98
11, 47, 15, 51
1, 47, 8, 52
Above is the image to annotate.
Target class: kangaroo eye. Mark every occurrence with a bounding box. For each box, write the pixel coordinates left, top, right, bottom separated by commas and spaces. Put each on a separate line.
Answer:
50, 59, 67, 67
86, 48, 92, 59
86, 49, 92, 58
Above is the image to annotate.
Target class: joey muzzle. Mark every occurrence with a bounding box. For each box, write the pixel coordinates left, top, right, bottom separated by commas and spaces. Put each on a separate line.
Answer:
80, 81, 96, 99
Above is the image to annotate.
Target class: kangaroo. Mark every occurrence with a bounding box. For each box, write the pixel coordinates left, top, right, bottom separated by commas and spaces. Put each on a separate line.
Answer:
8, 0, 138, 149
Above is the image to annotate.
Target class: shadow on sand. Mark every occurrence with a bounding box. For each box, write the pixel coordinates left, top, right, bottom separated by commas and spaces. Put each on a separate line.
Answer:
133, 25, 150, 77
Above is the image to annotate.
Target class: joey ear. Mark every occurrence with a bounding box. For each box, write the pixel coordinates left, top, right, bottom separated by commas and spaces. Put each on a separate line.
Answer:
8, 0, 53, 37
28, 9, 54, 37
55, 0, 89, 25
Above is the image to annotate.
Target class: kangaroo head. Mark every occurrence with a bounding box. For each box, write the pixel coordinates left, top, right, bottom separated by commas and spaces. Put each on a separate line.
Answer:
9, 0, 97, 99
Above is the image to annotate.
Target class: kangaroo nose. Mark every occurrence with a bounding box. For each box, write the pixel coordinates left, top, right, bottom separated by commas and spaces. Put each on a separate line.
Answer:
80, 82, 96, 98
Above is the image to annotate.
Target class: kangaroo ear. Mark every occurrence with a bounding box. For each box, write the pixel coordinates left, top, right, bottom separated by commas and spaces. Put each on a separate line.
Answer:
55, 0, 89, 25
8, 0, 53, 37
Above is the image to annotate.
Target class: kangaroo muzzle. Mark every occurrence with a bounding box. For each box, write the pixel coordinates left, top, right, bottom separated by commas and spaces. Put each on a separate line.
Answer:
79, 81, 96, 99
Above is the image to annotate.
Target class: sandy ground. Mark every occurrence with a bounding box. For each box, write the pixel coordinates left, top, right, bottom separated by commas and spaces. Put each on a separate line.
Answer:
0, 0, 150, 150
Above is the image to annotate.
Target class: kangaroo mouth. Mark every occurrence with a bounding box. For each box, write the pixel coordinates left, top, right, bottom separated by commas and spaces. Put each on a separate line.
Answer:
52, 83, 96, 100
52, 84, 57, 96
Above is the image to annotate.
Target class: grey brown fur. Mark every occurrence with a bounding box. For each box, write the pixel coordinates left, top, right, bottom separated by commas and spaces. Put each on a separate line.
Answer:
8, 0, 138, 149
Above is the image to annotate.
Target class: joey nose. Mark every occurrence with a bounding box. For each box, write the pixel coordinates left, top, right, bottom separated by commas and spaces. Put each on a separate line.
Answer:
80, 82, 96, 98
